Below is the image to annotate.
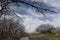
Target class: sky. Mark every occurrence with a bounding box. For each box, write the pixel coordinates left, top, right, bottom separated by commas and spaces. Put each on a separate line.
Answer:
22, 0, 60, 33
1, 0, 60, 33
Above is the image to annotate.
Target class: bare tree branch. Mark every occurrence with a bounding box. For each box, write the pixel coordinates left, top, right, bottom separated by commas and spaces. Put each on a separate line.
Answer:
9, 0, 58, 13
0, 0, 59, 17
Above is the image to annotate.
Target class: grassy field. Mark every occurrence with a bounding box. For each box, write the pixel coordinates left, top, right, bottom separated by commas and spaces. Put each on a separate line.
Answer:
29, 33, 60, 40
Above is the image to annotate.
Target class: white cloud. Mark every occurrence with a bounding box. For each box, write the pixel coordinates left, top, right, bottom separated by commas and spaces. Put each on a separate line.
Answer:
19, 0, 60, 33
23, 14, 60, 33
44, 14, 60, 27
15, 12, 24, 18
23, 16, 44, 33
47, 0, 60, 8
8, 0, 60, 33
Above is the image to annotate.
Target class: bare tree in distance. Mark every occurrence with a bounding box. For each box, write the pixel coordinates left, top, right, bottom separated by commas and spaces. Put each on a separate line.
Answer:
0, 0, 59, 17
36, 24, 55, 33
53, 27, 60, 34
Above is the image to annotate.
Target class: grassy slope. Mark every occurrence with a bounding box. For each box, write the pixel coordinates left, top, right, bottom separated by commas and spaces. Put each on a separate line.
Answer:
29, 33, 60, 40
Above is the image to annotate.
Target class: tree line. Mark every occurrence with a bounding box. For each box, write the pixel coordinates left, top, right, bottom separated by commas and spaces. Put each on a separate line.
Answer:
36, 24, 60, 34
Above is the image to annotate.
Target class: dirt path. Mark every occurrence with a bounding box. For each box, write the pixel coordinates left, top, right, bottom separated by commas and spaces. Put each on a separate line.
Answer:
20, 37, 29, 40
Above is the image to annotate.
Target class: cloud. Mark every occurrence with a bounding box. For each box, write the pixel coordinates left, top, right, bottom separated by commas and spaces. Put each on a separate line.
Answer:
47, 0, 60, 8
23, 15, 44, 33
22, 13, 60, 33
18, 0, 60, 33
8, 0, 60, 33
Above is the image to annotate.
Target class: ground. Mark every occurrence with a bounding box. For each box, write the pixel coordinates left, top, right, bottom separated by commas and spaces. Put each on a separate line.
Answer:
29, 33, 60, 40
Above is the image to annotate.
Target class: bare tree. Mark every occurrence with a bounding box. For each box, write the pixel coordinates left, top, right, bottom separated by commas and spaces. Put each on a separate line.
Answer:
0, 17, 26, 40
52, 27, 60, 34
0, 0, 59, 17
36, 24, 55, 33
